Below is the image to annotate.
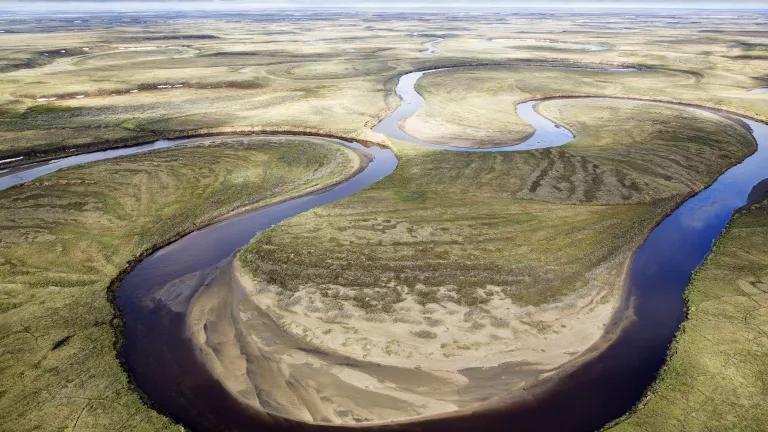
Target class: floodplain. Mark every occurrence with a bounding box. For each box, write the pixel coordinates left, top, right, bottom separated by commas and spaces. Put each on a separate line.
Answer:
0, 7, 767, 432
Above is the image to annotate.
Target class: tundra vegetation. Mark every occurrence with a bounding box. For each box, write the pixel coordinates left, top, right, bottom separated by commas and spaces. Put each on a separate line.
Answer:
609, 197, 768, 432
1, 10, 766, 163
242, 99, 755, 309
232, 98, 754, 422
0, 137, 360, 430
0, 8, 767, 431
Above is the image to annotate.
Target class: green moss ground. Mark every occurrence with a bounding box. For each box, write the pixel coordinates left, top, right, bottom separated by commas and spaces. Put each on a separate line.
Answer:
0, 136, 358, 431
2, 9, 768, 431
610, 198, 768, 432
240, 98, 754, 311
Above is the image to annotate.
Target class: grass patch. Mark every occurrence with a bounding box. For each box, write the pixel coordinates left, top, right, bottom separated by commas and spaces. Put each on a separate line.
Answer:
240, 98, 754, 312
0, 136, 358, 431
610, 198, 768, 432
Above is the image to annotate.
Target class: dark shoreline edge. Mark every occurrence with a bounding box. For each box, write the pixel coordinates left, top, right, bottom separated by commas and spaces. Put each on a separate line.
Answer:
115, 94, 760, 430
5, 62, 763, 431
103, 133, 379, 430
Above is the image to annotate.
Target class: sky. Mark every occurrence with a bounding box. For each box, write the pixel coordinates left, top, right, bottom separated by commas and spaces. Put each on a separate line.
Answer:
0, 0, 765, 11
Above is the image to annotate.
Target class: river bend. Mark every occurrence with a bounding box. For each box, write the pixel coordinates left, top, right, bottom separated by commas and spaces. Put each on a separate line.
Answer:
3, 66, 767, 431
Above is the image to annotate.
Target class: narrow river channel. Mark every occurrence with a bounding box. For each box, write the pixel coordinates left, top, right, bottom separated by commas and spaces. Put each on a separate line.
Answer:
3, 66, 767, 431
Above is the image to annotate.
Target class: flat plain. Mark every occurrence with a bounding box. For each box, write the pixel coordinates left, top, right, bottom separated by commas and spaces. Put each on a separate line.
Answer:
1, 8, 767, 432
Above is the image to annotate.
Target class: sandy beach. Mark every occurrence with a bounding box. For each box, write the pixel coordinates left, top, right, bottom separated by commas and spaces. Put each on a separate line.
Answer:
185, 251, 626, 425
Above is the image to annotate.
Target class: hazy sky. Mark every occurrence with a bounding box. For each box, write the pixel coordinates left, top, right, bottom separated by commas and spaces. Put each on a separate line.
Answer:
0, 0, 765, 11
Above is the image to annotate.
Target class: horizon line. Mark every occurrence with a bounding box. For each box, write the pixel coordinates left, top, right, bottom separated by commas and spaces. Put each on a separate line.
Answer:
1, 1, 768, 13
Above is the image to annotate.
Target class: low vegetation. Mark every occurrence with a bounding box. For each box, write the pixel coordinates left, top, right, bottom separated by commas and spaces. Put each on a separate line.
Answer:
241, 97, 754, 309
0, 136, 359, 431
406, 65, 767, 147
2, 10, 767, 163
610, 197, 768, 431
228, 96, 756, 423
1, 8, 768, 430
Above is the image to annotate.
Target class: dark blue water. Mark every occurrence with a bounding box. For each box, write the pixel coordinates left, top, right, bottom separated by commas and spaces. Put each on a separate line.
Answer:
114, 139, 401, 432
392, 118, 768, 432
114, 93, 767, 430
3, 65, 766, 432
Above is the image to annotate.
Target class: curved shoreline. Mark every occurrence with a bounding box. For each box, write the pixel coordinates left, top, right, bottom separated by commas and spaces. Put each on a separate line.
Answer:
1, 60, 638, 171
422, 38, 443, 55
372, 67, 575, 151
0, 128, 387, 191
4, 64, 767, 431
101, 135, 378, 427
118, 78, 766, 429
202, 93, 763, 429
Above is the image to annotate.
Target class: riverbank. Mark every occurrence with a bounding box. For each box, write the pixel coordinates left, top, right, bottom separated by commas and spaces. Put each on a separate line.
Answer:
229, 94, 755, 425
185, 255, 623, 425
0, 136, 361, 431
609, 197, 768, 431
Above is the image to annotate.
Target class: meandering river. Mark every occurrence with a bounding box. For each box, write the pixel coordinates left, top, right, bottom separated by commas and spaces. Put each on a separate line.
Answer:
3, 66, 767, 431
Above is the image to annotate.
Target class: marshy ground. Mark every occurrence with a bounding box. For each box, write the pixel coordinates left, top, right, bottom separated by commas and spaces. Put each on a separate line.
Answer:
231, 97, 754, 423
1, 8, 767, 432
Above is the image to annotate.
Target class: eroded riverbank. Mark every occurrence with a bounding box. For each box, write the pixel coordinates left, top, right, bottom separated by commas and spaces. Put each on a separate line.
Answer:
5, 65, 765, 431
177, 69, 767, 429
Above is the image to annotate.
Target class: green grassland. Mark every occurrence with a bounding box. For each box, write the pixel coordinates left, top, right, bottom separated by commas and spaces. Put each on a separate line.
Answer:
609, 198, 768, 432
0, 136, 359, 431
239, 97, 754, 311
407, 66, 767, 147
2, 11, 767, 162
1, 9, 768, 431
